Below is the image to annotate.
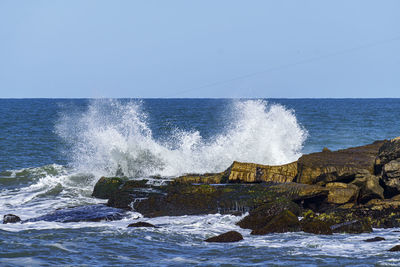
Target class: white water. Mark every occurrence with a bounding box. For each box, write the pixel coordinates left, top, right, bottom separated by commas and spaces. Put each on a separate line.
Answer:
56, 99, 307, 178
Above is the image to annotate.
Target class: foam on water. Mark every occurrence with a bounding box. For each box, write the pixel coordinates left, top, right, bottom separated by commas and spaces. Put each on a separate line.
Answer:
56, 99, 307, 178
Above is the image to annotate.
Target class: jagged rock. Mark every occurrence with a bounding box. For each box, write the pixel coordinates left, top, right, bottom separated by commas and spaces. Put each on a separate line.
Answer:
300, 219, 333, 235
376, 137, 400, 170
351, 172, 384, 203
127, 222, 158, 228
297, 141, 384, 185
389, 245, 400, 252
205, 231, 243, 243
3, 214, 21, 224
228, 161, 297, 183
251, 210, 301, 235
382, 159, 400, 196
92, 177, 125, 199
364, 237, 385, 242
325, 182, 359, 205
173, 171, 229, 184
237, 198, 301, 230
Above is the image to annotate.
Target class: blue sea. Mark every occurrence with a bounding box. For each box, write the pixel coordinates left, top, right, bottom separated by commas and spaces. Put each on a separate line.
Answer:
1, 98, 400, 266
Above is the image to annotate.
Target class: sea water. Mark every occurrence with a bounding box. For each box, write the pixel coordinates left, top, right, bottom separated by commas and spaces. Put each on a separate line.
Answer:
1, 98, 400, 266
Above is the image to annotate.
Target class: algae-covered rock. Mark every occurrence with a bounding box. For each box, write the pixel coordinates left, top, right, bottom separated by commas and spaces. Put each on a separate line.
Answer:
330, 219, 372, 234
228, 161, 297, 183
251, 210, 301, 235
92, 177, 125, 199
173, 171, 229, 184
300, 219, 333, 235
237, 198, 301, 230
297, 141, 384, 185
205, 231, 243, 243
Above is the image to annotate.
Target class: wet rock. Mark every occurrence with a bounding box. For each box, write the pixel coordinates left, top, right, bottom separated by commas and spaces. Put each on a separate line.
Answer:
389, 245, 400, 252
127, 222, 158, 228
251, 210, 301, 235
351, 172, 384, 204
24, 205, 126, 223
228, 161, 298, 183
330, 219, 372, 234
300, 219, 333, 235
3, 214, 21, 224
325, 182, 359, 205
92, 177, 125, 199
205, 231, 243, 243
364, 237, 385, 242
237, 198, 301, 230
297, 141, 384, 185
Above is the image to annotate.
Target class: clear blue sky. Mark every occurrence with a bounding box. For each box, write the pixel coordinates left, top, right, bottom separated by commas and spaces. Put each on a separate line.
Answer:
1, 0, 399, 98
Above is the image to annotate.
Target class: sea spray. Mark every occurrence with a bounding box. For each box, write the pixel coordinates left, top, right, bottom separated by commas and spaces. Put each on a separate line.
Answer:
56, 99, 308, 178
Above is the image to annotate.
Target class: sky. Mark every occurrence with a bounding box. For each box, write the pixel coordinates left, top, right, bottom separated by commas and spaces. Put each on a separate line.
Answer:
0, 0, 399, 98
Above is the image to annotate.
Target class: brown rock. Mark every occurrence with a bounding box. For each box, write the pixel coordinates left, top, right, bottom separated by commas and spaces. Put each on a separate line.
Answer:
228, 161, 297, 183
351, 172, 384, 203
297, 141, 385, 185
389, 245, 400, 252
251, 210, 301, 235
301, 219, 333, 235
325, 182, 359, 205
205, 231, 243, 243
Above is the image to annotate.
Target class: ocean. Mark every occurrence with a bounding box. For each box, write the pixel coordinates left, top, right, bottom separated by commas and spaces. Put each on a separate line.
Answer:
1, 98, 400, 266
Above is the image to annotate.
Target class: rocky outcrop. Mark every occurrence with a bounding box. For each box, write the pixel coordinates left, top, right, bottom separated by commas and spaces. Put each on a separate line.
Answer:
205, 231, 243, 243
296, 141, 384, 185
350, 172, 384, 203
325, 182, 358, 205
3, 214, 21, 224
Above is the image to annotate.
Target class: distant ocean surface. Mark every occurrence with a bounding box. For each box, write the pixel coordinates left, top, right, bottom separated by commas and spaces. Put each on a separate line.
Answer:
1, 98, 400, 266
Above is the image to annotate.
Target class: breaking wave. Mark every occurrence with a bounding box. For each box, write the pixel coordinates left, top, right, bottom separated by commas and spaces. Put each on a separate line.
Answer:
56, 99, 307, 178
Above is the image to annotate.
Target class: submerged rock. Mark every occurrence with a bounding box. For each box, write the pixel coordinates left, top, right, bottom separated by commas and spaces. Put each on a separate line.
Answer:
127, 222, 158, 228
205, 231, 243, 243
364, 237, 385, 242
3, 214, 21, 224
389, 245, 400, 252
24, 205, 126, 223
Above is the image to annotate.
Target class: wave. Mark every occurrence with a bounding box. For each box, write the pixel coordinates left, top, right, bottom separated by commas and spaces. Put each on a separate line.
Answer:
56, 99, 307, 178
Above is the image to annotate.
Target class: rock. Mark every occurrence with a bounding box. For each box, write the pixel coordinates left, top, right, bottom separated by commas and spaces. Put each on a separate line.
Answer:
297, 141, 385, 185
24, 205, 126, 223
92, 177, 125, 199
3, 214, 21, 224
322, 147, 331, 152
330, 219, 372, 234
251, 210, 301, 235
376, 137, 400, 171
237, 198, 301, 230
300, 219, 333, 235
205, 231, 243, 243
173, 171, 229, 184
382, 159, 400, 196
228, 161, 298, 183
351, 172, 384, 203
127, 222, 158, 228
389, 245, 400, 252
364, 237, 385, 242
325, 182, 359, 205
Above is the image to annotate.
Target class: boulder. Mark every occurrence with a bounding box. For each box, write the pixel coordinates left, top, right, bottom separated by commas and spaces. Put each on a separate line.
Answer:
228, 161, 297, 183
382, 159, 400, 196
251, 210, 301, 235
330, 219, 372, 234
205, 231, 243, 243
300, 219, 333, 235
375, 137, 400, 170
237, 198, 301, 230
297, 141, 384, 185
3, 214, 21, 224
351, 172, 384, 203
127, 222, 158, 228
92, 177, 125, 199
325, 182, 359, 205
364, 237, 385, 242
389, 245, 400, 252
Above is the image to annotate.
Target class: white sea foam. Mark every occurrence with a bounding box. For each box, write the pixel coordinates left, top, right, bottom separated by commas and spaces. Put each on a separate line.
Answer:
56, 99, 307, 178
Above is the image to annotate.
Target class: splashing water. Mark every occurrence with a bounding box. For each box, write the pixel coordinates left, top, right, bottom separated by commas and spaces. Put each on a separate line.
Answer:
56, 99, 307, 178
